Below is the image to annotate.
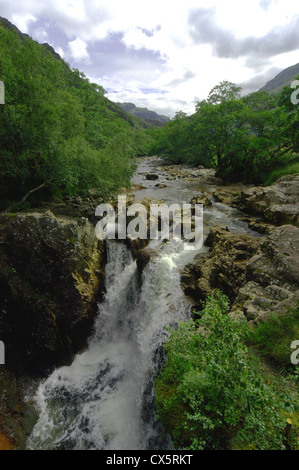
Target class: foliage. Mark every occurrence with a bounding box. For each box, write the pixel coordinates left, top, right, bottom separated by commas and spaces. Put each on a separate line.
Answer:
151, 80, 299, 183
264, 159, 299, 185
0, 26, 149, 208
155, 291, 297, 450
248, 303, 299, 369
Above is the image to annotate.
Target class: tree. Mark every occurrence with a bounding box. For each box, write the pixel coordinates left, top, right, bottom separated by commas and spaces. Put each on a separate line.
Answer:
206, 80, 242, 105
0, 26, 149, 208
153, 80, 296, 183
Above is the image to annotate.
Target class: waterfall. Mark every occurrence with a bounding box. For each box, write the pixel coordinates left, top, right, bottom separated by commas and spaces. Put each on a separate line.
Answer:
27, 238, 193, 450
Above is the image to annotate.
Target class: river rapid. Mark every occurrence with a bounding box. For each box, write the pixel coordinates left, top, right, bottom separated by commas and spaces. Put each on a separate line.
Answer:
26, 157, 260, 450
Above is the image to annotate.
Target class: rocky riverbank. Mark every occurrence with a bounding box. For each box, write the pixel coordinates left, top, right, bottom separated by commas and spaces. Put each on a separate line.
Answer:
182, 224, 299, 322
0, 157, 298, 449
179, 172, 299, 321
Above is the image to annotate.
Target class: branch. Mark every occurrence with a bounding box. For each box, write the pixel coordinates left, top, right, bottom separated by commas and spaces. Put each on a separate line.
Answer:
2, 179, 53, 213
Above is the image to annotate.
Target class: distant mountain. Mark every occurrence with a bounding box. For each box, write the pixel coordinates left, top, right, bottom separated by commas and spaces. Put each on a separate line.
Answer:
116, 102, 170, 127
259, 63, 299, 94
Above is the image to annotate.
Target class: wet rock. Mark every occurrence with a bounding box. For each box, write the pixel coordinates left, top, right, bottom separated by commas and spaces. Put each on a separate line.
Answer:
237, 174, 299, 226
0, 211, 106, 376
146, 173, 159, 181
190, 193, 212, 207
135, 247, 160, 273
181, 226, 262, 305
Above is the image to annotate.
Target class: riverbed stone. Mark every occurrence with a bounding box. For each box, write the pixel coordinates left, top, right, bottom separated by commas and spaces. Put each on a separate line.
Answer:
146, 173, 159, 180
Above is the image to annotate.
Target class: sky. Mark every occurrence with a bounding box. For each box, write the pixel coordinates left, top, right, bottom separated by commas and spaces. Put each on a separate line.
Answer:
1, 0, 299, 117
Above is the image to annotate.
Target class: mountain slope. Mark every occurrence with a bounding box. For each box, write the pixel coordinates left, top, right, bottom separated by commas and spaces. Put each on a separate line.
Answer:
0, 17, 150, 206
259, 63, 299, 94
117, 102, 170, 127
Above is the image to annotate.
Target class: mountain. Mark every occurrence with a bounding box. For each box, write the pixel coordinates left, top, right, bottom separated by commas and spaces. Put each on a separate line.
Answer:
259, 63, 299, 94
116, 102, 170, 127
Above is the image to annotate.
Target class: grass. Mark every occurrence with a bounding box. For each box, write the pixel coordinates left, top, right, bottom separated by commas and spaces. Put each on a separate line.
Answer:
264, 160, 299, 186
248, 303, 299, 370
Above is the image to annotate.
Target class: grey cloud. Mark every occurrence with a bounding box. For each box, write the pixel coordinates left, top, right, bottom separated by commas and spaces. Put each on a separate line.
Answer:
1, 0, 111, 39
238, 66, 281, 94
244, 56, 272, 70
188, 8, 299, 65
167, 70, 197, 87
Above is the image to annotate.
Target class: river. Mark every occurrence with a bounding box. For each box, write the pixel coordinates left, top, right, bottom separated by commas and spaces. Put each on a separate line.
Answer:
26, 157, 260, 450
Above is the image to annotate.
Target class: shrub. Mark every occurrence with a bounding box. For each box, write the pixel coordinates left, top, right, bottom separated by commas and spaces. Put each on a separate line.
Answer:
155, 291, 297, 450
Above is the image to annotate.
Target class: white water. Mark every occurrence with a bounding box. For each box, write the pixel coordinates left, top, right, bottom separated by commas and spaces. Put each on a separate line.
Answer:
27, 239, 193, 450
27, 157, 262, 450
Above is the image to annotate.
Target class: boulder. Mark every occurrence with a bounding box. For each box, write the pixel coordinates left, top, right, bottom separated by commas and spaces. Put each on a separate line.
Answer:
0, 211, 106, 375
246, 225, 299, 291
146, 173, 159, 181
181, 226, 262, 305
190, 193, 212, 208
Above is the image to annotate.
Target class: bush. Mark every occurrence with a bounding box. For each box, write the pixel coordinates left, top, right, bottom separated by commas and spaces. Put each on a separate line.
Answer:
155, 292, 297, 450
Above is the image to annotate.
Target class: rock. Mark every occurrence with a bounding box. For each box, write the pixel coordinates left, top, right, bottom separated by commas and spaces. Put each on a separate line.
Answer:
237, 174, 299, 226
246, 225, 299, 292
135, 247, 160, 273
183, 224, 299, 322
0, 211, 106, 376
213, 189, 239, 206
230, 225, 299, 321
181, 226, 263, 305
146, 173, 159, 181
231, 281, 299, 322
155, 183, 167, 189
190, 193, 212, 208
246, 219, 274, 235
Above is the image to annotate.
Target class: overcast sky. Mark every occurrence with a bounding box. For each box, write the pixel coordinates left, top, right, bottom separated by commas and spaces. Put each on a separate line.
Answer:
1, 0, 299, 116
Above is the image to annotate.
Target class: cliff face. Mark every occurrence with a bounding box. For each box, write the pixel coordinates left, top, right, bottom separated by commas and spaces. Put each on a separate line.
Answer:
0, 211, 106, 376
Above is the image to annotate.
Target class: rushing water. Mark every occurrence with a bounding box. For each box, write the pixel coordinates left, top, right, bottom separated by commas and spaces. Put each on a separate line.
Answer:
27, 238, 193, 450
27, 157, 260, 450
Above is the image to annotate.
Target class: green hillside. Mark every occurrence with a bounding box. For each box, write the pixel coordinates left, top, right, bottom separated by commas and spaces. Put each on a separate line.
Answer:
0, 17, 150, 210
259, 63, 299, 94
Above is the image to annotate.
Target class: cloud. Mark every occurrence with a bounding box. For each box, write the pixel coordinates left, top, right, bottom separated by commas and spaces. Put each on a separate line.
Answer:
259, 0, 277, 11
239, 66, 281, 94
11, 13, 36, 33
68, 37, 89, 61
167, 70, 197, 87
1, 0, 299, 115
188, 8, 299, 65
